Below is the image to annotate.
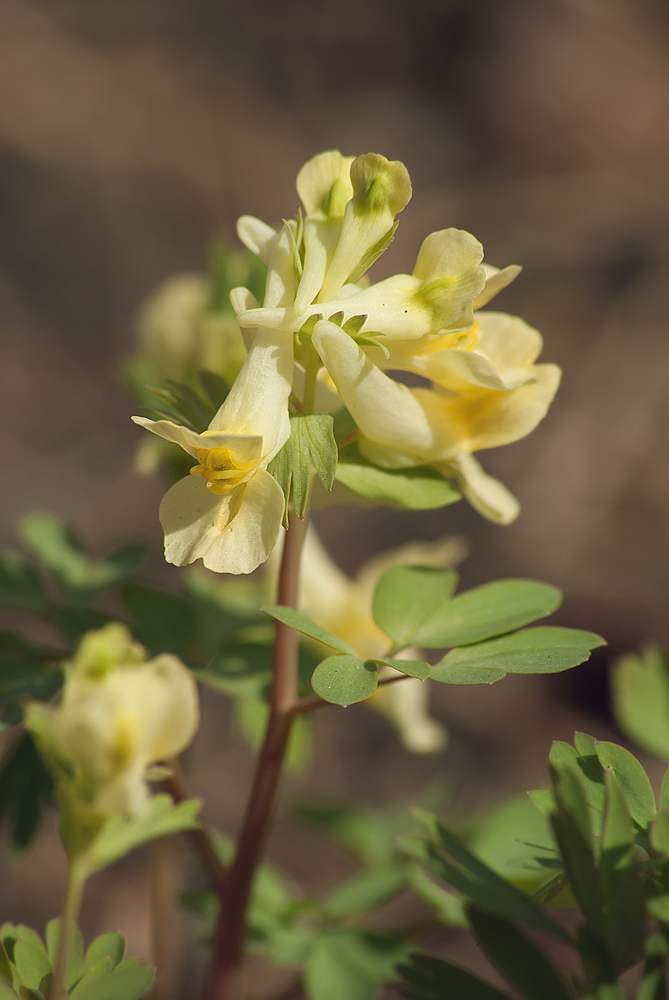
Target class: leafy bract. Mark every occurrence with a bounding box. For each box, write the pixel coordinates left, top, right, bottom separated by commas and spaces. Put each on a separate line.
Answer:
372, 566, 458, 649
413, 580, 562, 648
595, 742, 656, 830
335, 444, 461, 510
311, 656, 378, 706
85, 795, 201, 874
437, 627, 605, 676
611, 648, 669, 762
268, 414, 337, 520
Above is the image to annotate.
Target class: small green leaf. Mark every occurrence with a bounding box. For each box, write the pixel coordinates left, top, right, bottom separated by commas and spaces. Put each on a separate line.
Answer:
549, 740, 605, 831
468, 909, 572, 1000
636, 954, 666, 1000
409, 865, 468, 926
600, 771, 645, 972
320, 865, 410, 919
311, 656, 378, 706
374, 658, 431, 680
661, 767, 669, 811
528, 790, 556, 818
261, 605, 355, 655
12, 941, 50, 990
335, 444, 461, 510
82, 935, 125, 973
399, 954, 513, 1000
0, 733, 54, 852
595, 742, 656, 829
611, 648, 669, 762
438, 627, 605, 676
268, 415, 337, 520
86, 796, 201, 874
0, 552, 48, 613
412, 579, 563, 649
372, 566, 458, 649
67, 959, 154, 1000
549, 768, 603, 938
430, 662, 506, 685
45, 920, 83, 991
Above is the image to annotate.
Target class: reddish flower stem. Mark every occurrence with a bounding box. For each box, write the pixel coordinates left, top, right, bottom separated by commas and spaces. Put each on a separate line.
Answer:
204, 508, 307, 1000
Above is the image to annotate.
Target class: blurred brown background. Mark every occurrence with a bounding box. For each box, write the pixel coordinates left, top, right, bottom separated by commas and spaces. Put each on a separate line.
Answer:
2, 0, 669, 995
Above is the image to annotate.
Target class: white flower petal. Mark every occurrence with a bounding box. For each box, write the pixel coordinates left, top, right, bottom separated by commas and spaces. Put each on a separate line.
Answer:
412, 229, 485, 329
312, 320, 436, 454
473, 264, 522, 310
265, 223, 298, 309
236, 215, 278, 263
160, 470, 284, 574
449, 454, 520, 525
296, 150, 354, 217
132, 416, 263, 461
230, 286, 260, 352
476, 311, 544, 371
209, 327, 293, 459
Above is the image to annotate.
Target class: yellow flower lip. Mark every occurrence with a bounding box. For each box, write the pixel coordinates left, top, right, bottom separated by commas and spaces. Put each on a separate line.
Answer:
190, 445, 260, 495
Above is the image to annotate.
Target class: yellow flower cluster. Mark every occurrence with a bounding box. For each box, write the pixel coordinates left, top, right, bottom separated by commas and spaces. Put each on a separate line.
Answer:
134, 150, 560, 574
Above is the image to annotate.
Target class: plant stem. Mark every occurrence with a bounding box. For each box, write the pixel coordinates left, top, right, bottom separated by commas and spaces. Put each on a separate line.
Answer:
149, 836, 180, 1000
302, 346, 320, 415
47, 860, 85, 1000
205, 508, 308, 1000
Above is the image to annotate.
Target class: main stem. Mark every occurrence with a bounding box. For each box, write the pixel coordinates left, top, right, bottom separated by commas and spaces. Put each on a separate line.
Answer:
205, 508, 308, 1000
47, 860, 85, 1000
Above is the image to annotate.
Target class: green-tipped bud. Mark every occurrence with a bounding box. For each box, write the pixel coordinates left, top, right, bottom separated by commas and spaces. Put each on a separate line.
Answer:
71, 622, 146, 678
317, 153, 412, 303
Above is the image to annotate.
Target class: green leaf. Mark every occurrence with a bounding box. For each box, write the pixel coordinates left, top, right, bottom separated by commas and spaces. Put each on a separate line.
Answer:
468, 909, 572, 1000
0, 942, 12, 985
0, 552, 48, 613
437, 627, 606, 676
595, 742, 656, 829
549, 740, 605, 833
320, 865, 410, 919
12, 942, 49, 990
311, 656, 378, 706
406, 812, 569, 941
372, 566, 458, 649
373, 658, 431, 680
528, 789, 556, 818
399, 954, 513, 1000
466, 793, 557, 889
261, 606, 355, 655
430, 662, 506, 685
0, 733, 53, 852
45, 920, 83, 991
68, 959, 112, 996
86, 796, 201, 874
19, 517, 147, 609
82, 935, 125, 973
121, 584, 196, 659
66, 959, 154, 1000
611, 648, 669, 762
305, 930, 409, 1000
412, 579, 562, 649
549, 767, 603, 938
599, 771, 645, 971
335, 444, 461, 510
268, 415, 338, 520
0, 641, 62, 727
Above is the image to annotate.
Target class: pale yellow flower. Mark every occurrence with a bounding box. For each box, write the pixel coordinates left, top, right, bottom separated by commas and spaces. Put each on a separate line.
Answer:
312, 315, 560, 524
133, 227, 296, 575
26, 624, 199, 823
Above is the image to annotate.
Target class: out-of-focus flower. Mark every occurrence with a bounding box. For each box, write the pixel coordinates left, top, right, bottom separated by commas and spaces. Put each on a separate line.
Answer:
26, 624, 199, 855
133, 228, 296, 574
295, 529, 465, 753
312, 316, 560, 524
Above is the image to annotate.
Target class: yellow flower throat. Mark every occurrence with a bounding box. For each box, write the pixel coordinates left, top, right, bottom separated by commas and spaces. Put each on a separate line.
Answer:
190, 447, 259, 495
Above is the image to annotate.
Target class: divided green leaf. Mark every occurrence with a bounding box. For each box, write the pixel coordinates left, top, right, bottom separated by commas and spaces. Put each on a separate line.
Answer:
268, 415, 337, 520
335, 444, 461, 510
610, 648, 669, 762
86, 796, 201, 874
261, 606, 355, 655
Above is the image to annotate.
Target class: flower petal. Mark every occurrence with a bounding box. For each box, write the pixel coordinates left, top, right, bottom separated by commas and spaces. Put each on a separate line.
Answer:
312, 320, 436, 454
209, 327, 292, 459
448, 454, 520, 525
412, 229, 485, 330
476, 311, 544, 371
236, 215, 278, 263
472, 264, 522, 310
265, 222, 299, 309
132, 416, 263, 461
296, 150, 354, 217
230, 286, 260, 351
160, 470, 284, 574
